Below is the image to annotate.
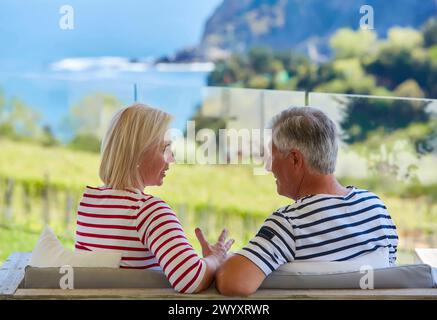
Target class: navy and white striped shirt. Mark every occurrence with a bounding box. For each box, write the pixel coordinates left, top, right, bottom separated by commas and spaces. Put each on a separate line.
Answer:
238, 186, 398, 276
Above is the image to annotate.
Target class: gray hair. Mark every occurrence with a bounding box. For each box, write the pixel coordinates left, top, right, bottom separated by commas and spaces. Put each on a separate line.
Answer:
270, 106, 338, 174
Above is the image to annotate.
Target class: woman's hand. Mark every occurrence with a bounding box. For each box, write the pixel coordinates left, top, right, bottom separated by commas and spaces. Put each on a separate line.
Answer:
192, 228, 234, 293
195, 228, 234, 266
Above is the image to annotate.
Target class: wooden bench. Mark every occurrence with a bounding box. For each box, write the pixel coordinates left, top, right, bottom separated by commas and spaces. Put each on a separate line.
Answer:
1, 252, 437, 300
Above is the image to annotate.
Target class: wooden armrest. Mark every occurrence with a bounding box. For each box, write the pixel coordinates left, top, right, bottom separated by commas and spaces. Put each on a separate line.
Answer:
0, 252, 31, 296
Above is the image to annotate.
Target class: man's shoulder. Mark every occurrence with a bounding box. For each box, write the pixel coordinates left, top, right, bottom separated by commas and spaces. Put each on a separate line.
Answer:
272, 202, 306, 222
350, 187, 386, 205
274, 187, 387, 220
273, 204, 295, 216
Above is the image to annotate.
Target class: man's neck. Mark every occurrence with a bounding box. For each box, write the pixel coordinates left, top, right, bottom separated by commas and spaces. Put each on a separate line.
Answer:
296, 172, 349, 200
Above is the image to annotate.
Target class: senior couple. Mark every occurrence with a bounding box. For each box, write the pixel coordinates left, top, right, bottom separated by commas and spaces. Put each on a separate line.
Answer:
74, 103, 398, 295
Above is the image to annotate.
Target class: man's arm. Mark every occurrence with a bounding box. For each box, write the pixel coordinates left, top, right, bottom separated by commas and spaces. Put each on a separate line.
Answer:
216, 210, 295, 296
215, 254, 266, 296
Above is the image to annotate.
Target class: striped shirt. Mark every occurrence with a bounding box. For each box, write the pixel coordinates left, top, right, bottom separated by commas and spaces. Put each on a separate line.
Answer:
238, 186, 399, 276
74, 186, 205, 293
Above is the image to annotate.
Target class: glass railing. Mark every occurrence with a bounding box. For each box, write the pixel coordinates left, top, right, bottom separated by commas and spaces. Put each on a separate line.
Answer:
307, 92, 437, 263
0, 78, 436, 264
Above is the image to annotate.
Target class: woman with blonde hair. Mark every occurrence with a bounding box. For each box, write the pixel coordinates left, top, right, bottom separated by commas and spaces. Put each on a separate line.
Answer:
74, 103, 234, 293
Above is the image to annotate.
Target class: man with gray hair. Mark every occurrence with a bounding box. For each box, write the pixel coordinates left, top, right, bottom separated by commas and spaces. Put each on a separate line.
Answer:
216, 106, 398, 296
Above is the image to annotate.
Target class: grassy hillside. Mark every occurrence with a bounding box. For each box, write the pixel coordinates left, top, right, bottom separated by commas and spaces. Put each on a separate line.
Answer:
0, 138, 288, 212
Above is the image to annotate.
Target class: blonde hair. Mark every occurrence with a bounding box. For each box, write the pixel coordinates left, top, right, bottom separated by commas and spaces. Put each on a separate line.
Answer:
99, 103, 172, 190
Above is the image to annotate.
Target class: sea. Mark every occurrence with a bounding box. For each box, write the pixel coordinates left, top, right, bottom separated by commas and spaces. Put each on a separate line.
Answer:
0, 57, 213, 142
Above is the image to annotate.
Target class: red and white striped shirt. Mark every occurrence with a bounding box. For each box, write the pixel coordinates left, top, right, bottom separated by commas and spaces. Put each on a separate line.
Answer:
74, 186, 206, 293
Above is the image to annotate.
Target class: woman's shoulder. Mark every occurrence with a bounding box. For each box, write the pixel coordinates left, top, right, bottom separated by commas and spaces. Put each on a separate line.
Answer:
136, 193, 173, 211
140, 193, 169, 205
83, 185, 155, 203
135, 194, 175, 225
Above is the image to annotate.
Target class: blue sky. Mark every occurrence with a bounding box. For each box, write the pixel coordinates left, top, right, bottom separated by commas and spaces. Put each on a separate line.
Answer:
0, 0, 222, 63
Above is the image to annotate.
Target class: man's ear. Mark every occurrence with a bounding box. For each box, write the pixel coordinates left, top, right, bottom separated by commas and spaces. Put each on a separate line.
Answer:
289, 149, 304, 167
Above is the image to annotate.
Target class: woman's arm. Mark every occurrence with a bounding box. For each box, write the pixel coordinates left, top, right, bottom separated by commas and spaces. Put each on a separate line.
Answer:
193, 255, 220, 293
135, 198, 233, 293
192, 228, 234, 293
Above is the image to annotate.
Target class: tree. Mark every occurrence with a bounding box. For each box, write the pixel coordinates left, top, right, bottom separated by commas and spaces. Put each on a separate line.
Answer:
208, 54, 250, 86
394, 79, 425, 98
248, 47, 272, 74
9, 97, 41, 138
340, 96, 430, 144
426, 60, 437, 98
0, 95, 42, 140
330, 28, 378, 59
422, 18, 437, 48
68, 133, 101, 153
0, 88, 4, 113
314, 58, 379, 94
0, 89, 8, 136
364, 45, 430, 91
207, 25, 436, 98
68, 93, 121, 137
40, 125, 59, 147
64, 93, 122, 152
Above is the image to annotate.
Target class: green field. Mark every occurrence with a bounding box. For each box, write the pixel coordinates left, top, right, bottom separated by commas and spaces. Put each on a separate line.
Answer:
1, 137, 436, 265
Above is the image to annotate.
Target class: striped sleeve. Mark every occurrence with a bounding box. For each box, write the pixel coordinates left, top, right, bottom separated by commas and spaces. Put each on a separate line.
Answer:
135, 197, 205, 293
385, 214, 398, 266
237, 211, 296, 276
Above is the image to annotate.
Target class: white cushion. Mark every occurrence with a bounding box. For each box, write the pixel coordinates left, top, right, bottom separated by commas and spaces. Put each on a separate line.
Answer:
29, 226, 121, 268
277, 247, 390, 274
